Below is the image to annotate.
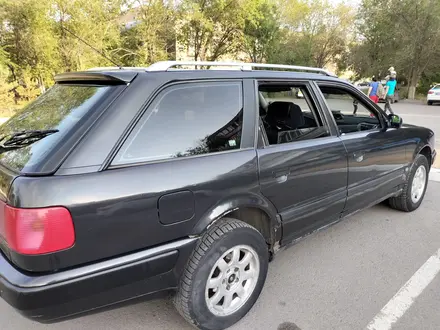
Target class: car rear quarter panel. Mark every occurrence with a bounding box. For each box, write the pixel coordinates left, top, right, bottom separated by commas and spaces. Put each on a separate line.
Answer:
4, 74, 275, 273
8, 150, 263, 272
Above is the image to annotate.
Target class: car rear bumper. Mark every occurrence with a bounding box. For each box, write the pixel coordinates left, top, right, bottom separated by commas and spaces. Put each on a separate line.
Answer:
0, 237, 197, 323
427, 95, 440, 101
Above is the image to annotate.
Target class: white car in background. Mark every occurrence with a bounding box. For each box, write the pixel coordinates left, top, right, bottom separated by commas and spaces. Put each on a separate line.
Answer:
427, 84, 440, 105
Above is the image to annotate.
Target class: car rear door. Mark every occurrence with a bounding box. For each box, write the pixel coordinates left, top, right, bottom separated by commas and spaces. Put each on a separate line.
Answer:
101, 79, 260, 258
256, 80, 348, 245
316, 82, 409, 217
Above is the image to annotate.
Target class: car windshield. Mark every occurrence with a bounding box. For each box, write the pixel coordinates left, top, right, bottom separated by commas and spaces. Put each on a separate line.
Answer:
0, 84, 115, 173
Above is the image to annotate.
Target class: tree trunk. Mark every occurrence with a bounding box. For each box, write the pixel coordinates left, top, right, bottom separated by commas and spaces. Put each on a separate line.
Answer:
38, 76, 46, 94
408, 86, 416, 100
408, 71, 419, 100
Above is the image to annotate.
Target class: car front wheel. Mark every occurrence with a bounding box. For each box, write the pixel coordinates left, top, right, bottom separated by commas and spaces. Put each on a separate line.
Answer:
174, 218, 269, 330
389, 154, 429, 212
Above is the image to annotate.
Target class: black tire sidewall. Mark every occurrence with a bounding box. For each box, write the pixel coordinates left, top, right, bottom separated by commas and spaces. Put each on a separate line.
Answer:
188, 227, 268, 330
405, 155, 429, 211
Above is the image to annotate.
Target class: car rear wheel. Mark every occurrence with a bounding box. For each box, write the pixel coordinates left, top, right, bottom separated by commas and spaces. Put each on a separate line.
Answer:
389, 154, 429, 212
174, 218, 269, 330
428, 101, 433, 106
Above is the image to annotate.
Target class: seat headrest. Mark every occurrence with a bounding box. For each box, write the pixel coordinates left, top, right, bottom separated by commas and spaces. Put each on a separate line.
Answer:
266, 101, 304, 129
267, 101, 291, 118
288, 103, 305, 129
265, 102, 291, 126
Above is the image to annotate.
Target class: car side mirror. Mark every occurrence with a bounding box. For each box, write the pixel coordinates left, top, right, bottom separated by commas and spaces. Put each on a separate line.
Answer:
388, 114, 403, 128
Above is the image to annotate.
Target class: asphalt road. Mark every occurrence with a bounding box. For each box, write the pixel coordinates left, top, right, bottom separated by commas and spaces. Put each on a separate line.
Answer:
1, 101, 440, 330
390, 101, 440, 167
391, 100, 440, 146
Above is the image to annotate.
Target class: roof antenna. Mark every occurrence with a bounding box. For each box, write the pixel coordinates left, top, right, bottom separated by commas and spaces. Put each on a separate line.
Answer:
61, 26, 123, 69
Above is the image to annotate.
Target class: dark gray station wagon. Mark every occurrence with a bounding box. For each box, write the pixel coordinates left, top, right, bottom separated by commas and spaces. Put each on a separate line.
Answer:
0, 61, 436, 330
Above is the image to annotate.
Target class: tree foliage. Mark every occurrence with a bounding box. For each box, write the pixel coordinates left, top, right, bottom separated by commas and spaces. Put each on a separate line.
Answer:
270, 0, 355, 67
53, 0, 124, 71
1, 0, 439, 112
1, 0, 58, 93
346, 0, 440, 98
117, 0, 176, 66
176, 0, 247, 62
241, 0, 280, 63
0, 0, 125, 108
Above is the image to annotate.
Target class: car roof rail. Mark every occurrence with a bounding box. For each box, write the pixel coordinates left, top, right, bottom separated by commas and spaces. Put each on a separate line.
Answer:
86, 67, 150, 71
146, 61, 337, 77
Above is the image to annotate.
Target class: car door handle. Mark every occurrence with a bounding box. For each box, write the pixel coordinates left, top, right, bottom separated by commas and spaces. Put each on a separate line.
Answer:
272, 169, 290, 177
272, 170, 290, 183
353, 152, 364, 163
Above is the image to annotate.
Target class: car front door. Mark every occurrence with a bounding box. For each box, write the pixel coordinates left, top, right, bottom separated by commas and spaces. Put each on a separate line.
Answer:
256, 80, 348, 244
316, 82, 409, 217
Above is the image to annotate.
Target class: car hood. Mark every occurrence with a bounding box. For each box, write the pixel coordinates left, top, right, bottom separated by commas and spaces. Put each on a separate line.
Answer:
402, 123, 418, 128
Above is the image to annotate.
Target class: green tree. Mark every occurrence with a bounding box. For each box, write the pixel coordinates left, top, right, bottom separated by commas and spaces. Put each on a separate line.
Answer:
0, 0, 59, 94
0, 48, 16, 115
0, 47, 9, 67
271, 0, 355, 68
351, 0, 440, 99
0, 0, 126, 111
117, 0, 176, 66
52, 0, 124, 71
177, 0, 246, 62
241, 0, 280, 63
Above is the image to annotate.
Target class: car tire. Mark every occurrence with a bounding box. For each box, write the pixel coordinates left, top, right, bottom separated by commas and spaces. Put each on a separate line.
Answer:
174, 218, 269, 330
428, 101, 433, 106
389, 154, 429, 212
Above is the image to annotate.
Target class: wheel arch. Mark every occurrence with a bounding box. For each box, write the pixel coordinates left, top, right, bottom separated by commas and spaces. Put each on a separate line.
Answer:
416, 144, 432, 169
191, 193, 282, 252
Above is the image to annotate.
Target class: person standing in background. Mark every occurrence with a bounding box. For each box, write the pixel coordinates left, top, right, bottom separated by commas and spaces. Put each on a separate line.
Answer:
368, 77, 380, 103
384, 76, 397, 114
387, 67, 397, 80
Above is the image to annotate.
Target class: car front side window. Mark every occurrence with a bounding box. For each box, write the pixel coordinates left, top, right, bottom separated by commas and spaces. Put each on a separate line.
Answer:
318, 85, 382, 134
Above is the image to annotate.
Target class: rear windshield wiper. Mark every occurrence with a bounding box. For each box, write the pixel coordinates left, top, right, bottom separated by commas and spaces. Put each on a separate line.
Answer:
0, 129, 59, 150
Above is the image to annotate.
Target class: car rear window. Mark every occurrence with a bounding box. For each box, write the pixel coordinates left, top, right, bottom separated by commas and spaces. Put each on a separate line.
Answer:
0, 84, 115, 173
433, 85, 440, 90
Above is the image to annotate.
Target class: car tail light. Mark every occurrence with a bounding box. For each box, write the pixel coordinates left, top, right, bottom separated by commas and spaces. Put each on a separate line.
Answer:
0, 205, 75, 255
428, 91, 434, 94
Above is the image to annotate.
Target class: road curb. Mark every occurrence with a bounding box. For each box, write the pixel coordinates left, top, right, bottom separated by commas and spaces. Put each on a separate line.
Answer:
430, 168, 440, 182
434, 149, 440, 169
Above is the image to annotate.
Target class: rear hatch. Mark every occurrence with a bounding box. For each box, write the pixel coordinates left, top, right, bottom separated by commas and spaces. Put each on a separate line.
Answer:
0, 166, 17, 260
0, 83, 122, 175
0, 76, 129, 264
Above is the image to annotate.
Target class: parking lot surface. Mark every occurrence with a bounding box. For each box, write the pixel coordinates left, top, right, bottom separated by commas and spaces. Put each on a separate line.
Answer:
1, 101, 440, 330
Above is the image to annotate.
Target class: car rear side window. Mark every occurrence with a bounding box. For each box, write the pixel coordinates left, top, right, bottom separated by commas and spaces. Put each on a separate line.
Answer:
0, 84, 115, 172
113, 82, 243, 165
